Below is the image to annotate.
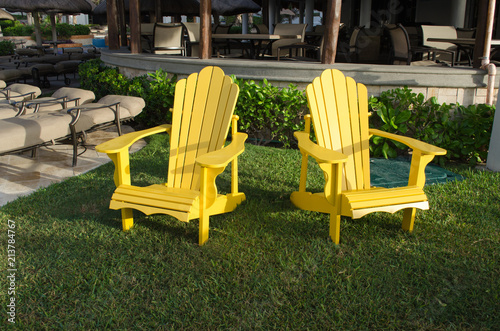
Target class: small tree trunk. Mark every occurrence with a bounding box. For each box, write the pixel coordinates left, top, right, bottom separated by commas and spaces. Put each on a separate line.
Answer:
50, 14, 57, 42
33, 11, 43, 47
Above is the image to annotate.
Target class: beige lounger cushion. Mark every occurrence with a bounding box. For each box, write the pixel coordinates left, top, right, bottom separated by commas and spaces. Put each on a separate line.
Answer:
0, 112, 77, 154
0, 103, 21, 120
0, 80, 6, 89
0, 95, 145, 155
72, 95, 145, 132
27, 88, 96, 112
0, 84, 42, 101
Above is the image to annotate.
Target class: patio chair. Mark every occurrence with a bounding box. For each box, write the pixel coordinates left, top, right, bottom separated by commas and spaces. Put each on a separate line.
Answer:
276, 24, 346, 62
383, 24, 448, 67
420, 25, 456, 66
384, 24, 412, 65
263, 23, 307, 58
141, 23, 156, 53
336, 26, 364, 63
152, 23, 185, 56
290, 69, 446, 244
95, 66, 247, 245
212, 23, 242, 58
182, 22, 200, 57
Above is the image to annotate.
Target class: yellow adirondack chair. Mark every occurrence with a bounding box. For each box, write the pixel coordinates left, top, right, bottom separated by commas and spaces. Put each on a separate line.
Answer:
290, 69, 447, 244
96, 66, 247, 245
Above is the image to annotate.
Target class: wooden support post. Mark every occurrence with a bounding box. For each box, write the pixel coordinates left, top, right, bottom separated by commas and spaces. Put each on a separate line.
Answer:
473, 0, 489, 68
322, 0, 342, 64
155, 0, 163, 23
129, 0, 141, 54
200, 0, 212, 59
117, 0, 127, 47
106, 0, 120, 50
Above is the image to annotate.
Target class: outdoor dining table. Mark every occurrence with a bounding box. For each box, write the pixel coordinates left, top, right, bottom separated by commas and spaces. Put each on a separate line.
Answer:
211, 33, 302, 59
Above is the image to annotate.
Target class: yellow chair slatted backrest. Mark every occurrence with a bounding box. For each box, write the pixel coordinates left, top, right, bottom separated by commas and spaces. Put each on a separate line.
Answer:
306, 69, 371, 192
168, 66, 239, 191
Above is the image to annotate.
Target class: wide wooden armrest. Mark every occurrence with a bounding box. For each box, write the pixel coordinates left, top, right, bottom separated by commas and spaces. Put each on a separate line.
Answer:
96, 124, 171, 154
196, 132, 248, 168
295, 131, 348, 164
370, 129, 447, 156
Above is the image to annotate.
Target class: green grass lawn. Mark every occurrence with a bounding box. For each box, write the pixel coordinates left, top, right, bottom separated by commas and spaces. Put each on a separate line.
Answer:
1, 134, 499, 329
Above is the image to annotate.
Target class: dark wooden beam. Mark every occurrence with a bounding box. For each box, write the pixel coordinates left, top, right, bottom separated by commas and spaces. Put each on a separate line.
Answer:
322, 0, 342, 64
129, 0, 141, 54
200, 0, 212, 59
106, 0, 120, 50
155, 0, 162, 23
117, 0, 127, 47
473, 0, 489, 68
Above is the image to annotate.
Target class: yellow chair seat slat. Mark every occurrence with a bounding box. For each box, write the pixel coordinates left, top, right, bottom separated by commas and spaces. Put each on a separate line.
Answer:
115, 184, 199, 199
112, 185, 198, 212
109, 201, 191, 223
343, 189, 428, 210
343, 186, 426, 203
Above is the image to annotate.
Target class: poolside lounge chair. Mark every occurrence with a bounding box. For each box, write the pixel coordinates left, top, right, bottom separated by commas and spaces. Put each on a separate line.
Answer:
290, 69, 447, 244
0, 87, 95, 120
0, 95, 145, 166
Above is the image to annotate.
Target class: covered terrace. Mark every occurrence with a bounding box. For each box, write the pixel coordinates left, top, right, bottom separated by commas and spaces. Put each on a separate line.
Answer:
100, 0, 500, 106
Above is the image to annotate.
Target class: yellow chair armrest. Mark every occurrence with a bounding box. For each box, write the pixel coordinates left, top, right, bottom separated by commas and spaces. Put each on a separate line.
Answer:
196, 132, 248, 168
369, 129, 447, 156
96, 124, 171, 154
295, 131, 348, 164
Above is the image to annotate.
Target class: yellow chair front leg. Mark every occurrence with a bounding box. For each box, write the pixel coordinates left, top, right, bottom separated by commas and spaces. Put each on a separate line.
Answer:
403, 150, 436, 233
199, 166, 225, 245
402, 208, 417, 232
319, 162, 343, 244
121, 208, 134, 231
108, 150, 133, 231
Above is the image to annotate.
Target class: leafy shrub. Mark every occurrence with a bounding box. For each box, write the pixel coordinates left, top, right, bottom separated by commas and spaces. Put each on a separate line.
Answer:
79, 60, 494, 162
3, 21, 90, 38
41, 23, 91, 39
232, 77, 307, 147
79, 59, 306, 147
369, 86, 495, 165
78, 59, 176, 127
0, 40, 15, 56
3, 23, 34, 37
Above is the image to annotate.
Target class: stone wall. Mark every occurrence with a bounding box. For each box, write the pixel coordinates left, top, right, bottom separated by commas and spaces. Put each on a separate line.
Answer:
101, 49, 500, 107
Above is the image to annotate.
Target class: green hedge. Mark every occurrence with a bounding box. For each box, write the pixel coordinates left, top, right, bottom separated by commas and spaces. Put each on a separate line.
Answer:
369, 86, 495, 165
0, 40, 15, 56
1, 21, 90, 39
78, 60, 306, 146
78, 60, 495, 164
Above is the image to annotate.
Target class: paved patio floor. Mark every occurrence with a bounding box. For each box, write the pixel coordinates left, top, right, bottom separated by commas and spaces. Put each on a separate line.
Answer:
0, 126, 146, 206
